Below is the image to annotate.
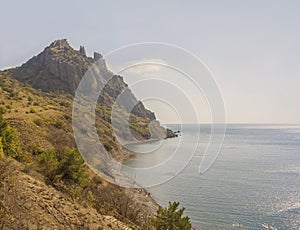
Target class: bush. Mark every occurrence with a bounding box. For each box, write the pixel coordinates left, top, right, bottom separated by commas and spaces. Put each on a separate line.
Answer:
37, 150, 59, 184
33, 118, 44, 127
37, 149, 88, 186
59, 101, 70, 107
56, 149, 88, 186
9, 91, 17, 98
150, 202, 192, 230
0, 113, 23, 160
0, 107, 7, 114
52, 120, 64, 129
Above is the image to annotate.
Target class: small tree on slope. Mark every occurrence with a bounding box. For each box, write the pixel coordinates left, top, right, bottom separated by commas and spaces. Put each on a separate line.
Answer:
150, 201, 192, 230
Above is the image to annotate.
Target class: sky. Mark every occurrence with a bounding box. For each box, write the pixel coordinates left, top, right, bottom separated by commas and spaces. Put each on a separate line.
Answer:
1, 0, 300, 124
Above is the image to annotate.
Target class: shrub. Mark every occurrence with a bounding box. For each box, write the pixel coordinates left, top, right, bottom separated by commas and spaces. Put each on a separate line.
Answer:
59, 101, 70, 107
56, 149, 88, 186
9, 91, 17, 98
29, 108, 36, 113
0, 114, 23, 160
36, 149, 88, 187
33, 118, 44, 127
28, 143, 44, 155
0, 107, 7, 114
63, 114, 71, 121
150, 202, 192, 230
37, 150, 59, 184
52, 120, 64, 129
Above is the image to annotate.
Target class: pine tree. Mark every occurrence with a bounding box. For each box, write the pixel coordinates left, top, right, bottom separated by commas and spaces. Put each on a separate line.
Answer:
150, 201, 192, 230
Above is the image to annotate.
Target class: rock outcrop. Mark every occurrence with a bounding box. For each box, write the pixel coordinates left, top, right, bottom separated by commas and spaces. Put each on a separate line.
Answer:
8, 39, 156, 120
94, 52, 102, 61
10, 39, 92, 93
79, 45, 86, 56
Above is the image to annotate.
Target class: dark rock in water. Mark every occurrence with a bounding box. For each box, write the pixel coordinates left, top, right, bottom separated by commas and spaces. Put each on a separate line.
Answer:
166, 128, 178, 138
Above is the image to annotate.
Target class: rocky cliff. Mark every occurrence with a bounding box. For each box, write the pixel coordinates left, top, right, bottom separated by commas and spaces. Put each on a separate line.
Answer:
8, 39, 155, 120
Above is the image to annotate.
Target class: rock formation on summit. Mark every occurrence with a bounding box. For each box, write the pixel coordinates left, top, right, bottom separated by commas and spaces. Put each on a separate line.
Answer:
8, 39, 155, 120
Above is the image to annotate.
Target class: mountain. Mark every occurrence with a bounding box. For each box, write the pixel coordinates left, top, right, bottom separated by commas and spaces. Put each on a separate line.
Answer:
8, 39, 155, 120
0, 39, 185, 229
0, 43, 163, 229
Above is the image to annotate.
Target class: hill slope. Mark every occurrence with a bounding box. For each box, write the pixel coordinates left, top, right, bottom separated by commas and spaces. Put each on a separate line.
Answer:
0, 40, 169, 229
0, 158, 132, 230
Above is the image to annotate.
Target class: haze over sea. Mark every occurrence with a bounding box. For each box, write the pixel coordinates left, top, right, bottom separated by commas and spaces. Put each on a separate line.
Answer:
124, 124, 300, 229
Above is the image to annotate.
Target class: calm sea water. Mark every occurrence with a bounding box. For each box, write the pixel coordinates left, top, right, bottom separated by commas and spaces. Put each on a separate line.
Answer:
123, 124, 300, 230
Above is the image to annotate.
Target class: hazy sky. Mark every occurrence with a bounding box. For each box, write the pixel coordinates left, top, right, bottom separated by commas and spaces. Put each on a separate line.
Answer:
1, 0, 300, 123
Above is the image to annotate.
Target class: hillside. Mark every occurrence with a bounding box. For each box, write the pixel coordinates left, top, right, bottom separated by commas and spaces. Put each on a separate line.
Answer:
0, 158, 133, 230
0, 64, 160, 229
0, 40, 175, 229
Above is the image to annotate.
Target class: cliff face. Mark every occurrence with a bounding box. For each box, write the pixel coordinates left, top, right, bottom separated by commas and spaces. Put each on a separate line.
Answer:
8, 39, 155, 120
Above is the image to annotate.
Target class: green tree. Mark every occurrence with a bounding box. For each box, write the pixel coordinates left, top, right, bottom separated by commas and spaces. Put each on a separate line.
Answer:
37, 149, 88, 186
0, 113, 22, 160
150, 202, 192, 230
37, 150, 59, 184
57, 149, 88, 186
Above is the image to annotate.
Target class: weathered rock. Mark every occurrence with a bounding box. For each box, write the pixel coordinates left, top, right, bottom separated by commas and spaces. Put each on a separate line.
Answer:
8, 39, 156, 120
79, 46, 86, 56
94, 52, 102, 61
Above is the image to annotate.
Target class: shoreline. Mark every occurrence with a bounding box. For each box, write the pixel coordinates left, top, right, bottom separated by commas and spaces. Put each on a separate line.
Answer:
121, 138, 164, 160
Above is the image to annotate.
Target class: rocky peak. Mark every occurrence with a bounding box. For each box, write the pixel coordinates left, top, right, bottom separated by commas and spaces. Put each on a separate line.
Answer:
7, 39, 156, 121
9, 39, 95, 93
49, 39, 71, 49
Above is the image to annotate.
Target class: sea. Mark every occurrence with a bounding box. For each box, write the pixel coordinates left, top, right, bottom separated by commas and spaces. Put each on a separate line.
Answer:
123, 124, 300, 230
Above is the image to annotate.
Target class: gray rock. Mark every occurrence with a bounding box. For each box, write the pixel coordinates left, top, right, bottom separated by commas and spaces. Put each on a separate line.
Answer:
8, 39, 156, 120
94, 52, 102, 61
79, 46, 86, 56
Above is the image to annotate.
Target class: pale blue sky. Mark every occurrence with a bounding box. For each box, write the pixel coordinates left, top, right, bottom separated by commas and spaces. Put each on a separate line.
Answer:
1, 0, 300, 123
